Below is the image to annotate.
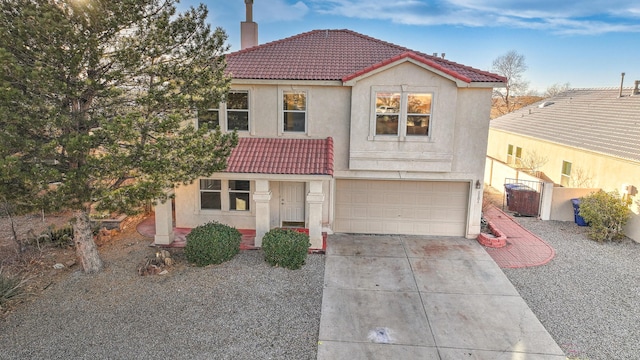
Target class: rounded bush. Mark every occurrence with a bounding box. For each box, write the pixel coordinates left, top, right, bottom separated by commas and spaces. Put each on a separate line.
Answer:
184, 221, 241, 266
262, 228, 310, 270
579, 190, 631, 242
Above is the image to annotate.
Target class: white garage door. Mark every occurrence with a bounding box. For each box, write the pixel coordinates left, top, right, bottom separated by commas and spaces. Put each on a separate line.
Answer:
335, 180, 469, 236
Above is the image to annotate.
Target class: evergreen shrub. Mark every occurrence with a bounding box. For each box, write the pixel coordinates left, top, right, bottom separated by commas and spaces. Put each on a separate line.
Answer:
262, 228, 310, 270
184, 221, 241, 266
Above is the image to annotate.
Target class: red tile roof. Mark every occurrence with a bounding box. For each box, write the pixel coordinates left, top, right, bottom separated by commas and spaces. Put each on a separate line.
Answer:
226, 29, 505, 84
225, 137, 334, 175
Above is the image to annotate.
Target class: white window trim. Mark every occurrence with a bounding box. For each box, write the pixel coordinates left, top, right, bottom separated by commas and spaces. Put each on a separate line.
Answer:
561, 161, 572, 186
278, 88, 309, 136
196, 107, 220, 131
199, 179, 222, 211
369, 85, 435, 142
515, 146, 523, 166
224, 90, 251, 134
197, 179, 254, 214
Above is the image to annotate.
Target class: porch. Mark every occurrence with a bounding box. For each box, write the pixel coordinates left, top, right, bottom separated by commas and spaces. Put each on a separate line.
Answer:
137, 214, 327, 252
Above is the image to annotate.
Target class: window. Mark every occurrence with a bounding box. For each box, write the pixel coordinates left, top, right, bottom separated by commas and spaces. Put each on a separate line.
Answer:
283, 91, 306, 132
198, 104, 219, 130
229, 180, 250, 211
199, 179, 251, 211
200, 179, 221, 210
515, 147, 523, 166
375, 91, 432, 136
375, 92, 400, 135
561, 161, 572, 187
507, 144, 514, 164
406, 93, 431, 135
226, 91, 249, 131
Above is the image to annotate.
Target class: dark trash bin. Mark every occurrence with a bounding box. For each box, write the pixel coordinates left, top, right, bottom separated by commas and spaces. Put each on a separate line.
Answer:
504, 183, 539, 216
571, 198, 588, 226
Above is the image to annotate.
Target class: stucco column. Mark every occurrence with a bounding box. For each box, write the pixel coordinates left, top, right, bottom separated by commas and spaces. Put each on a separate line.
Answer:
154, 191, 174, 246
306, 180, 325, 249
253, 179, 271, 247
539, 182, 554, 220
468, 181, 483, 238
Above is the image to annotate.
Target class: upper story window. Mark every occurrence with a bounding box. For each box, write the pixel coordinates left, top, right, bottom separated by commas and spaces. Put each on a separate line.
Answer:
561, 161, 572, 187
226, 91, 249, 131
283, 91, 306, 132
406, 93, 431, 136
198, 104, 219, 131
374, 91, 432, 137
375, 92, 400, 135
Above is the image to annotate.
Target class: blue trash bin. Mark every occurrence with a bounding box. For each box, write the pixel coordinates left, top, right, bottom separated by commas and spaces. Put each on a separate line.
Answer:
571, 198, 588, 226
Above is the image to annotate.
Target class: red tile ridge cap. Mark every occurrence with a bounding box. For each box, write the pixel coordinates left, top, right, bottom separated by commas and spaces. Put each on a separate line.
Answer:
342, 51, 472, 83
228, 29, 335, 56
326, 137, 334, 176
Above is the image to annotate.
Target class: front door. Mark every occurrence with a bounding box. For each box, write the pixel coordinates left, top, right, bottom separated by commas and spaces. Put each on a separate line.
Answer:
280, 182, 305, 227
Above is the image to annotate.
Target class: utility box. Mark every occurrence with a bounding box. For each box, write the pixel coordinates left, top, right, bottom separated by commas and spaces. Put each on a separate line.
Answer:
504, 183, 540, 216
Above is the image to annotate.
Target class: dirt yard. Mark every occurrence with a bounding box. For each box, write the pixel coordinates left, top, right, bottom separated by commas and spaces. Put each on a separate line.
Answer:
0, 210, 163, 315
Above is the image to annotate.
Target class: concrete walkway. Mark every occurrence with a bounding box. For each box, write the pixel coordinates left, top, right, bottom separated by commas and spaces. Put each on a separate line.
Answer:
317, 234, 566, 360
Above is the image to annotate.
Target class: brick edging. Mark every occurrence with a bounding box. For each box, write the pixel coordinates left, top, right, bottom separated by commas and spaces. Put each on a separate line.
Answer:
477, 221, 507, 248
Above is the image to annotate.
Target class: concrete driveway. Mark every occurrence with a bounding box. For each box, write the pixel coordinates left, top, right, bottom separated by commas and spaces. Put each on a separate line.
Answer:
317, 234, 566, 359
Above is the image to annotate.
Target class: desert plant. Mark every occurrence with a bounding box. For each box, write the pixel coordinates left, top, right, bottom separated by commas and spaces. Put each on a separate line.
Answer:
262, 229, 311, 270
46, 225, 75, 248
184, 222, 241, 266
579, 190, 631, 242
0, 268, 30, 310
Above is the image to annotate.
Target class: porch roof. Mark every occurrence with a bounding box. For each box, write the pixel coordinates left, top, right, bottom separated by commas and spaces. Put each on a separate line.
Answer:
225, 137, 334, 176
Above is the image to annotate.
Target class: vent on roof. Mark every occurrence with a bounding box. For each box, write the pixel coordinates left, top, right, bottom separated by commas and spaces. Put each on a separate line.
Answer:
538, 101, 554, 108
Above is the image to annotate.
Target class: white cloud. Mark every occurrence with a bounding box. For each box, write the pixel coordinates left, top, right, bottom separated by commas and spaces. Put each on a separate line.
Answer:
308, 0, 640, 35
254, 0, 310, 22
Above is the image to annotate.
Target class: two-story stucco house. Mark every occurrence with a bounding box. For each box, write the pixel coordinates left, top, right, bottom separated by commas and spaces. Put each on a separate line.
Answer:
153, 4, 505, 250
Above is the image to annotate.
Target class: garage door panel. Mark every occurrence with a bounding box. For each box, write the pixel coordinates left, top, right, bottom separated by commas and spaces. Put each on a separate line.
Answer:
384, 208, 401, 218
335, 180, 468, 236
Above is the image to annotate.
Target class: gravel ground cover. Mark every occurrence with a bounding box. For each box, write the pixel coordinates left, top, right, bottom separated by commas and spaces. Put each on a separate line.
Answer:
504, 217, 640, 359
0, 243, 324, 360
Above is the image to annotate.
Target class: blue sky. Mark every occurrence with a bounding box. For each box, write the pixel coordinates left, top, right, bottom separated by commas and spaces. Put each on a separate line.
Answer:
181, 0, 640, 94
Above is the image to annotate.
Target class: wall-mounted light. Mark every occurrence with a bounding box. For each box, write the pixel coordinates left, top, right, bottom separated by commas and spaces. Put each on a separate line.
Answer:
475, 180, 481, 189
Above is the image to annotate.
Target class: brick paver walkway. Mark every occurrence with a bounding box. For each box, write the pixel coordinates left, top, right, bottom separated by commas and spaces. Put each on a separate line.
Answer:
481, 205, 556, 268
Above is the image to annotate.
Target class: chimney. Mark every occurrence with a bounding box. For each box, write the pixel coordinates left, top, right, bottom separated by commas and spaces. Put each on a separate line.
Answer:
241, 0, 258, 50
619, 72, 625, 97
632, 80, 640, 96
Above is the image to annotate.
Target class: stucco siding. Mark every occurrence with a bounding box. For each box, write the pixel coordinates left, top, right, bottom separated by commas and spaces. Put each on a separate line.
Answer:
488, 128, 640, 242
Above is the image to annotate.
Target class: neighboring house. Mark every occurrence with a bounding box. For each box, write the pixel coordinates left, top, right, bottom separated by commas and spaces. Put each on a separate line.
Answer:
154, 3, 505, 249
486, 86, 640, 242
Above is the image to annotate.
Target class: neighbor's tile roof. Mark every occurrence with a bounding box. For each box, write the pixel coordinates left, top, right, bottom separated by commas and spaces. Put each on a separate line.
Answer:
226, 29, 504, 84
491, 88, 640, 162
225, 137, 334, 175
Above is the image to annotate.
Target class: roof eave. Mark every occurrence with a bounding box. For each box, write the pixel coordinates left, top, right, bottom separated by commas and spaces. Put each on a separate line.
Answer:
466, 81, 507, 89
231, 78, 343, 86
342, 52, 476, 87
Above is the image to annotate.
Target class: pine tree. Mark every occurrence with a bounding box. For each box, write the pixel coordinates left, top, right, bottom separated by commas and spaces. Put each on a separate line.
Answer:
0, 0, 237, 273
